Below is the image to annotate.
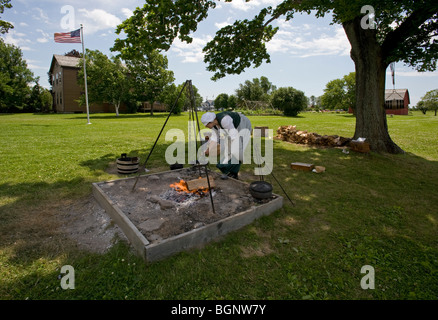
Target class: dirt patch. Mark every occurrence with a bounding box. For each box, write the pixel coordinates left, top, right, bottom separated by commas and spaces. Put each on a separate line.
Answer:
97, 167, 277, 244
58, 167, 278, 254
60, 195, 127, 254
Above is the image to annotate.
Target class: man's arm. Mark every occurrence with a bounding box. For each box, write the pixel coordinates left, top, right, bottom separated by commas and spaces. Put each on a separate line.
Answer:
205, 140, 220, 156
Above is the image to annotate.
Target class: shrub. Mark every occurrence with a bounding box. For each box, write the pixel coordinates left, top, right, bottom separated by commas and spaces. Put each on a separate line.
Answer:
271, 87, 308, 117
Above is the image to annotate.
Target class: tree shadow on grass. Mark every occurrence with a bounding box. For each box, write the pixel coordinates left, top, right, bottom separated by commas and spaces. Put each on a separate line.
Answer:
0, 179, 87, 265
78, 144, 176, 177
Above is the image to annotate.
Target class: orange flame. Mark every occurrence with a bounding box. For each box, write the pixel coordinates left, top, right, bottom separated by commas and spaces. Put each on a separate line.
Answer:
170, 180, 193, 193
169, 178, 209, 194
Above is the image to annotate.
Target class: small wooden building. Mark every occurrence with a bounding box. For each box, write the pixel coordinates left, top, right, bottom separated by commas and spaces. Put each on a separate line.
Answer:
385, 89, 410, 115
48, 54, 117, 113
349, 89, 410, 115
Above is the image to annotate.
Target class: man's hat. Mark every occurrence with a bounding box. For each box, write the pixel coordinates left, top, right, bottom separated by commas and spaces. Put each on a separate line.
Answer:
201, 112, 216, 126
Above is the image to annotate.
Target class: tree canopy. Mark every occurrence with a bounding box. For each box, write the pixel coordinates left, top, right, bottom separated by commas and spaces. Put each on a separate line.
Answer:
0, 0, 13, 34
420, 89, 438, 116
126, 49, 175, 114
113, 1, 438, 79
113, 0, 438, 153
235, 76, 276, 104
271, 86, 308, 117
0, 39, 34, 112
321, 72, 356, 111
78, 50, 131, 116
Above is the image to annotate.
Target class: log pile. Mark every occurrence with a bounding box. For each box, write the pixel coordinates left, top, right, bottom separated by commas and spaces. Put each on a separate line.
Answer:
277, 125, 352, 148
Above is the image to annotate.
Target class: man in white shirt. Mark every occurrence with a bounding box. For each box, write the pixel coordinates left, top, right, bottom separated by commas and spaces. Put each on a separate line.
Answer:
201, 111, 252, 179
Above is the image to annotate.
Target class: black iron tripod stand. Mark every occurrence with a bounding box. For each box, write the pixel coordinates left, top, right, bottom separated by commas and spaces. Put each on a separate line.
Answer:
131, 80, 216, 213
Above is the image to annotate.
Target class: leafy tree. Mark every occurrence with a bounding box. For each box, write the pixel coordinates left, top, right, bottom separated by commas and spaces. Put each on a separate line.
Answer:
159, 82, 202, 115
214, 93, 229, 110
25, 77, 44, 113
310, 95, 316, 108
160, 83, 184, 115
64, 49, 81, 58
415, 100, 428, 115
124, 50, 175, 116
420, 89, 438, 116
182, 82, 203, 112
113, 0, 438, 153
78, 50, 131, 116
271, 87, 307, 117
321, 78, 347, 110
228, 95, 237, 110
40, 88, 53, 113
235, 76, 275, 104
343, 72, 356, 112
321, 72, 356, 111
0, 0, 13, 34
0, 39, 34, 112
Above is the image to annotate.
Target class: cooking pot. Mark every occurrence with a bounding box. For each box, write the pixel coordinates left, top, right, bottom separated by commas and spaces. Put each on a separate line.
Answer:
170, 163, 184, 170
249, 181, 273, 199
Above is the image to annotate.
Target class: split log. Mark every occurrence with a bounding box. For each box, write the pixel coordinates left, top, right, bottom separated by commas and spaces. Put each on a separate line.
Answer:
276, 125, 352, 148
291, 162, 315, 171
186, 177, 216, 191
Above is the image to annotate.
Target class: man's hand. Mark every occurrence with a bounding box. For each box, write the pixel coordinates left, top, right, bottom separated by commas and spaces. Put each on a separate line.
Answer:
205, 141, 220, 157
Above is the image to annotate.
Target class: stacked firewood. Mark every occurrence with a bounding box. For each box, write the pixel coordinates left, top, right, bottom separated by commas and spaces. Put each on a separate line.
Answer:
276, 125, 352, 147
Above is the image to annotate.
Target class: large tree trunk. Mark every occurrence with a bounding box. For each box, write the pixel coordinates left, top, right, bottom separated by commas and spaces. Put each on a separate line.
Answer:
343, 18, 404, 154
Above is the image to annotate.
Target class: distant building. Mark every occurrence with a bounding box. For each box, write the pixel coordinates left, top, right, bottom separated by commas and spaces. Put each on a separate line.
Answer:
140, 101, 167, 112
48, 54, 120, 113
200, 99, 215, 111
348, 89, 410, 115
385, 89, 410, 115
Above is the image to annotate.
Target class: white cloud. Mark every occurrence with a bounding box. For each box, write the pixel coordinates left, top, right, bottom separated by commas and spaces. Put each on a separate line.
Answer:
25, 59, 47, 70
225, 0, 283, 12
32, 8, 50, 24
171, 35, 213, 63
227, 0, 261, 12
36, 29, 50, 43
77, 8, 122, 35
267, 25, 351, 58
2, 30, 31, 48
121, 8, 133, 18
215, 18, 233, 29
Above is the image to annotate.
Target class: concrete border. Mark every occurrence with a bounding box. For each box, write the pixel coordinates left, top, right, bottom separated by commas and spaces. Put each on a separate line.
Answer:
92, 171, 283, 262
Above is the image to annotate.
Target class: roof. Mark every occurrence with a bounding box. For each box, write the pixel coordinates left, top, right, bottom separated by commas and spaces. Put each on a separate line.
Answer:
49, 54, 80, 73
385, 89, 410, 103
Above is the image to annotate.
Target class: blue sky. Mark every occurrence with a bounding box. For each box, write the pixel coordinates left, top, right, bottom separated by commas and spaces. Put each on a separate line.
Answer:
2, 0, 437, 106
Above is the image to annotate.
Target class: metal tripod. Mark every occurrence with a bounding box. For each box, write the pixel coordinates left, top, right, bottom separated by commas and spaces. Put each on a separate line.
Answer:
131, 80, 216, 214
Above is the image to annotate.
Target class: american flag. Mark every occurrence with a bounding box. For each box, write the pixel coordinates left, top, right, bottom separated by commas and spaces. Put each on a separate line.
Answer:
54, 29, 81, 43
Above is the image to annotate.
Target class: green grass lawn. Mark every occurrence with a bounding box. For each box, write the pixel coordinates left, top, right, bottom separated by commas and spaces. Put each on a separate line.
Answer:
0, 111, 437, 300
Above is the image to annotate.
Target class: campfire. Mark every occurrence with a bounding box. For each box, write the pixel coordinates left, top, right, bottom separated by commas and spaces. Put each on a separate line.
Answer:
163, 177, 216, 205
170, 179, 208, 195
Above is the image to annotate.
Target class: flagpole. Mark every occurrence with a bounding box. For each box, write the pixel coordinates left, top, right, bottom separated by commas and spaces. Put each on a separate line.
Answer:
391, 62, 395, 90
80, 24, 91, 125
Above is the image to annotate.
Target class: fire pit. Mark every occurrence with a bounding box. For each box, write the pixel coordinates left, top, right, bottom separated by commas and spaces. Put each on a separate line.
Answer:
92, 167, 283, 262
